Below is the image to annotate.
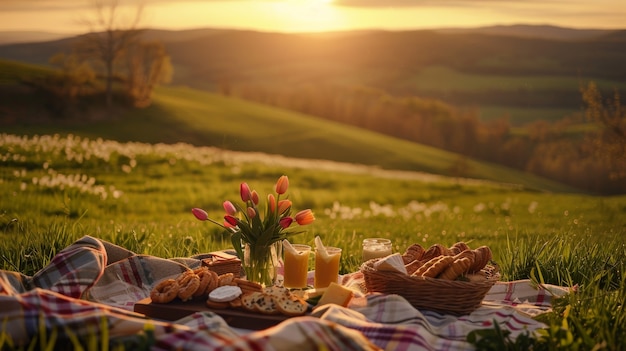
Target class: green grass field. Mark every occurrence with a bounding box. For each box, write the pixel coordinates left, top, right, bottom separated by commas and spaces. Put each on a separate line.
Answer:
400, 65, 626, 125
3, 81, 581, 194
1, 58, 625, 349
1, 133, 625, 349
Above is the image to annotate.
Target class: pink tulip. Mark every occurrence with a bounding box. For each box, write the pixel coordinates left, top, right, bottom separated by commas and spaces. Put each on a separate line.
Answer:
224, 215, 238, 227
251, 190, 259, 205
279, 217, 293, 229
240, 182, 251, 202
247, 207, 256, 219
268, 194, 276, 213
224, 219, 236, 228
191, 208, 208, 221
278, 199, 292, 214
275, 175, 289, 195
295, 209, 315, 225
223, 201, 237, 216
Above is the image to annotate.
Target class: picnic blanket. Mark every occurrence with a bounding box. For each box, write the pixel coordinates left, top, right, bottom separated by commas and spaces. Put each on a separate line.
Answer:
0, 235, 573, 350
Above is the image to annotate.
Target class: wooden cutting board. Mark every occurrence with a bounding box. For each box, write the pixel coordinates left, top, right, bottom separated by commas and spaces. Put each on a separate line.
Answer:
133, 297, 293, 330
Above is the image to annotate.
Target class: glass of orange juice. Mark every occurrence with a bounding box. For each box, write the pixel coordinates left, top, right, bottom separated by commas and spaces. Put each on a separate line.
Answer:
314, 247, 342, 289
283, 244, 311, 288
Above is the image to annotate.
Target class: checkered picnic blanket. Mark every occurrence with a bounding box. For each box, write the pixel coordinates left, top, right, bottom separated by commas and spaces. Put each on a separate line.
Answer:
0, 235, 572, 350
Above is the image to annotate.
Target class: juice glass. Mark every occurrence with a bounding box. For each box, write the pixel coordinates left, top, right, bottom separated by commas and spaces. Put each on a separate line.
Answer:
314, 247, 342, 289
362, 238, 392, 262
283, 244, 311, 288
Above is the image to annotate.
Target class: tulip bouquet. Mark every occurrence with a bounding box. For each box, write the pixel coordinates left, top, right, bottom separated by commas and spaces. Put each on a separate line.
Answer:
192, 175, 315, 286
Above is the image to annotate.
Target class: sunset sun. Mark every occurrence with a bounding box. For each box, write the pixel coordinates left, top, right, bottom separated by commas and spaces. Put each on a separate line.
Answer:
268, 0, 343, 32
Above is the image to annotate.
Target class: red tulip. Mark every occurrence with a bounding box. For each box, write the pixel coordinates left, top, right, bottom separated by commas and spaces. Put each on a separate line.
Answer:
240, 182, 251, 202
223, 201, 237, 216
247, 207, 256, 219
224, 215, 238, 227
279, 217, 293, 229
275, 175, 289, 195
251, 190, 259, 205
191, 208, 208, 221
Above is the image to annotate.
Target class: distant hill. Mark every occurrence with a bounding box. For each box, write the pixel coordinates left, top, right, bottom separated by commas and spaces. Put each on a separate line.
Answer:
435, 24, 611, 41
0, 31, 73, 45
1, 24, 625, 125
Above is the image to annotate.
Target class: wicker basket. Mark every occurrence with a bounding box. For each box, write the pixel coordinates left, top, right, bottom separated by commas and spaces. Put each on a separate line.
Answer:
360, 258, 499, 315
201, 251, 242, 278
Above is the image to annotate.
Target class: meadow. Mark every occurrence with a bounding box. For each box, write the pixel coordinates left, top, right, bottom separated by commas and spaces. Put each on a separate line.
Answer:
1, 133, 625, 349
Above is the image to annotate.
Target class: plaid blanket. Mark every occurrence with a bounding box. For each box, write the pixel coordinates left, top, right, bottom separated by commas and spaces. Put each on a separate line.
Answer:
0, 235, 571, 350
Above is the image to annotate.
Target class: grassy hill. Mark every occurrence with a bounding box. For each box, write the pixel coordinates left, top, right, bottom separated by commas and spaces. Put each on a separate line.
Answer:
1, 26, 625, 126
0, 59, 579, 194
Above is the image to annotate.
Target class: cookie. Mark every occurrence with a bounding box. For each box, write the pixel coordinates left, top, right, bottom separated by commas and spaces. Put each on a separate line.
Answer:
405, 259, 423, 275
206, 299, 230, 309
453, 249, 476, 267
218, 273, 235, 287
256, 294, 281, 315
421, 255, 455, 278
235, 278, 263, 294
450, 241, 471, 255
275, 296, 308, 316
411, 256, 441, 277
439, 257, 472, 280
421, 244, 450, 262
241, 292, 263, 312
470, 246, 492, 272
176, 270, 201, 302
402, 244, 425, 264
150, 279, 179, 304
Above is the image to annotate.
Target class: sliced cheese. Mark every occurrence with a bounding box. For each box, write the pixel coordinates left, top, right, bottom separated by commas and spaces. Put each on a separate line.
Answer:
373, 253, 408, 275
316, 282, 353, 307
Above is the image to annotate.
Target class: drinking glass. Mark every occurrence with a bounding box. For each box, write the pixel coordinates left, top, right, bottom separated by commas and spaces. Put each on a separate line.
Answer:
283, 244, 311, 288
314, 247, 342, 289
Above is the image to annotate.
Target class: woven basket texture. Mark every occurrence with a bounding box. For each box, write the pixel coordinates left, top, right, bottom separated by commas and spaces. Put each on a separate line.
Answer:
360, 258, 499, 315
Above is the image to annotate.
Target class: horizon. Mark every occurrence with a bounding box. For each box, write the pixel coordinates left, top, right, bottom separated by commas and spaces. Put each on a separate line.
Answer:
0, 0, 625, 37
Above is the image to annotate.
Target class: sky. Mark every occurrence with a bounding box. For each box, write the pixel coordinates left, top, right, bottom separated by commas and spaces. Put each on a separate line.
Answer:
0, 0, 625, 35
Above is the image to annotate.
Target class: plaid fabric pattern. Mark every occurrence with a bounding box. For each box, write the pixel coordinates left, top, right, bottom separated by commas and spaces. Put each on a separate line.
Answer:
0, 235, 572, 350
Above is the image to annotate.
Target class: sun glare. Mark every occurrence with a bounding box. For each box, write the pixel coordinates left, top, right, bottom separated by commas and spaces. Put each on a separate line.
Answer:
268, 0, 343, 32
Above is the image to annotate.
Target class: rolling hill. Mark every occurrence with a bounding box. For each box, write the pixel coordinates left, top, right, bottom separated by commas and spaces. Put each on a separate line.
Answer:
1, 25, 625, 125
0, 58, 579, 194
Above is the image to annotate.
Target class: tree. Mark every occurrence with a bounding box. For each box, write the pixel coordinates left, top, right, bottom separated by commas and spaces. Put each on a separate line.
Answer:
48, 53, 97, 100
124, 41, 172, 107
581, 82, 626, 181
75, 0, 144, 107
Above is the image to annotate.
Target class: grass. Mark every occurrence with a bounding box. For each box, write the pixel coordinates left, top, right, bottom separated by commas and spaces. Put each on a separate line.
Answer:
400, 65, 626, 126
1, 133, 625, 349
0, 59, 53, 84
405, 66, 626, 93
2, 81, 581, 194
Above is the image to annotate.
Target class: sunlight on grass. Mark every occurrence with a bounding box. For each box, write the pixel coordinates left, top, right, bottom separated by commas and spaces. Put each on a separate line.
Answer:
1, 133, 625, 349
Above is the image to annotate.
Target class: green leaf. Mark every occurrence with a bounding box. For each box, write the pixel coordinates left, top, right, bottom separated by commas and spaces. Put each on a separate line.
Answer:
231, 232, 243, 260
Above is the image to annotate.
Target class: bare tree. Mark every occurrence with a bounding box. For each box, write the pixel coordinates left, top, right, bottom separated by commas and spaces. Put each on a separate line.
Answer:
75, 0, 144, 107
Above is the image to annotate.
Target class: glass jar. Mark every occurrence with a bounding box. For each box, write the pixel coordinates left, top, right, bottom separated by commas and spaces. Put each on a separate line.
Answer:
362, 238, 392, 262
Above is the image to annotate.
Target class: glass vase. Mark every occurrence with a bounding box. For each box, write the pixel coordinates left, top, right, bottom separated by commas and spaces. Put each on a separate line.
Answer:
243, 241, 282, 287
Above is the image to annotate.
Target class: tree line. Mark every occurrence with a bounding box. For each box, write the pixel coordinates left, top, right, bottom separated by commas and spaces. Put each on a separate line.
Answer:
228, 82, 625, 194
